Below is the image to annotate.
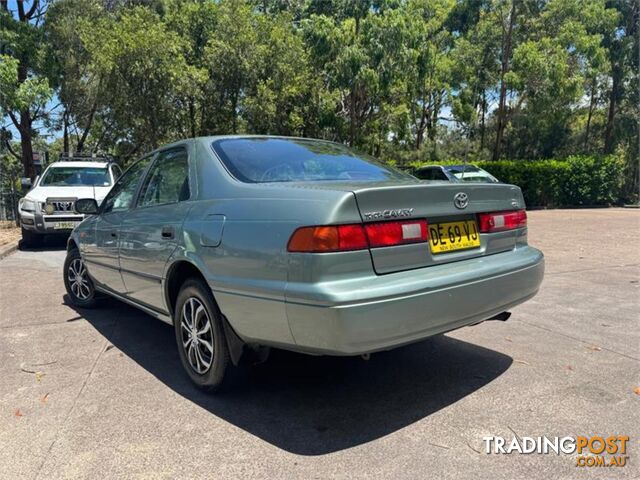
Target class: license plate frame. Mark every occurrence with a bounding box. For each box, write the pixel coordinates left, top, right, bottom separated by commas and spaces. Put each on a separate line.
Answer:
429, 219, 481, 254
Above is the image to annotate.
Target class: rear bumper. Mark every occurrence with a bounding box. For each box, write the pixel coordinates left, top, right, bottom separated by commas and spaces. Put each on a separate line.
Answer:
285, 246, 544, 355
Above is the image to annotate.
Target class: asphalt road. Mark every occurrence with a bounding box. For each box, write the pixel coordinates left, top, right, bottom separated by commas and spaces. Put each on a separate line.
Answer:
0, 209, 638, 479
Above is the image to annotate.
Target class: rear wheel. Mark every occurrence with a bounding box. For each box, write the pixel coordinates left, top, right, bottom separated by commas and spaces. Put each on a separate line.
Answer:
63, 248, 97, 308
174, 279, 231, 391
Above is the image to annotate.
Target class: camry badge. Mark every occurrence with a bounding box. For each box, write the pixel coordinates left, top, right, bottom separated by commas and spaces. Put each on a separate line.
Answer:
363, 208, 414, 220
454, 192, 469, 209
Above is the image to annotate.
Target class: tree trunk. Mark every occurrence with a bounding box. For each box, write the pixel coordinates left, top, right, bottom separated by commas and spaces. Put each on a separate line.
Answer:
604, 68, 620, 153
76, 101, 97, 153
189, 99, 196, 138
19, 116, 35, 180
415, 102, 428, 150
63, 110, 69, 154
480, 90, 487, 151
492, 0, 517, 161
584, 79, 596, 152
17, 61, 36, 179
349, 86, 356, 147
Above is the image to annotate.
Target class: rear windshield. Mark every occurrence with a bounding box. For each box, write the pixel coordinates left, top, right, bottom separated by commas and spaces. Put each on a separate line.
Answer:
41, 166, 111, 186
444, 166, 497, 183
211, 137, 411, 183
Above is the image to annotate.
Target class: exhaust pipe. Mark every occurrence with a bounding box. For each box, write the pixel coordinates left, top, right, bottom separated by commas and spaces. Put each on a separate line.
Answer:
488, 311, 511, 322
470, 311, 512, 326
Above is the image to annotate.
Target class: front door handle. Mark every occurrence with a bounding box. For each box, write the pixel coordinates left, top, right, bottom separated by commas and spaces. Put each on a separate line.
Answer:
161, 226, 174, 239
110, 231, 117, 238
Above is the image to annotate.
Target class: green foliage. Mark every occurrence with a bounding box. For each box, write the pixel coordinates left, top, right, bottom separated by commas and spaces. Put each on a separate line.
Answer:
410, 155, 627, 207
0, 55, 52, 113
0, 0, 636, 192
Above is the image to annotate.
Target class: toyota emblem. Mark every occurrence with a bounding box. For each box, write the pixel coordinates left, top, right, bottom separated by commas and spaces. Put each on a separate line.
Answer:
454, 192, 469, 209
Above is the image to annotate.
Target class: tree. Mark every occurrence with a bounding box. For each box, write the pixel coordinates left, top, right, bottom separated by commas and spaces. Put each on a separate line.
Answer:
45, 0, 107, 154
602, 0, 638, 154
81, 6, 204, 154
0, 0, 52, 179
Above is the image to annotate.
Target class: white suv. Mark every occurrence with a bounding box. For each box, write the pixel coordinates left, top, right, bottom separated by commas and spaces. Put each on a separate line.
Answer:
18, 159, 122, 245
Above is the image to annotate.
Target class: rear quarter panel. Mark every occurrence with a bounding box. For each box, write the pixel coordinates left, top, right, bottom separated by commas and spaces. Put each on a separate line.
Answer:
169, 139, 365, 345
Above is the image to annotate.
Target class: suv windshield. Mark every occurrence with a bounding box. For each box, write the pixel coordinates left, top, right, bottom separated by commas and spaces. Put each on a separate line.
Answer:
40, 166, 111, 186
212, 137, 411, 183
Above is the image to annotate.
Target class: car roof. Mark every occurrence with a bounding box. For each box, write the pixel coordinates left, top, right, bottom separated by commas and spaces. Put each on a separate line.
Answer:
48, 161, 110, 168
155, 135, 347, 153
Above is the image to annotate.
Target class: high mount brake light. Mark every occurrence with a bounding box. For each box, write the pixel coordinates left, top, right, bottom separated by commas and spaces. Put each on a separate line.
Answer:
477, 210, 527, 233
287, 219, 429, 253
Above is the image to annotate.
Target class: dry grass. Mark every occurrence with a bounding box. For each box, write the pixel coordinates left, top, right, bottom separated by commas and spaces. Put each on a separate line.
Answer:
0, 221, 19, 230
0, 221, 20, 247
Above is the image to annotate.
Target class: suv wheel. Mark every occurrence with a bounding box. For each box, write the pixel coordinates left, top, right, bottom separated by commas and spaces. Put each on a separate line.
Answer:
21, 228, 43, 248
63, 248, 97, 308
174, 279, 231, 391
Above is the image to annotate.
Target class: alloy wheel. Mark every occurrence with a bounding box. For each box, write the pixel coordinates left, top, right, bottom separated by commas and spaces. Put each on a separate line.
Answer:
68, 258, 91, 300
180, 297, 214, 374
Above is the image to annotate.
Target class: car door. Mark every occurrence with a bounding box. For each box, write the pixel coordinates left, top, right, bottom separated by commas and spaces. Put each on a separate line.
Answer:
118, 146, 192, 312
83, 156, 153, 292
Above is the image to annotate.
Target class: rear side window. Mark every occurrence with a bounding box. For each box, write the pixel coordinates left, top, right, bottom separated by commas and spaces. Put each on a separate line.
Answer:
138, 148, 190, 207
211, 137, 411, 183
415, 167, 448, 181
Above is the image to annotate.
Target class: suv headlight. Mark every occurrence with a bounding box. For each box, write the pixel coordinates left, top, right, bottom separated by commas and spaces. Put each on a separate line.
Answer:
19, 198, 36, 213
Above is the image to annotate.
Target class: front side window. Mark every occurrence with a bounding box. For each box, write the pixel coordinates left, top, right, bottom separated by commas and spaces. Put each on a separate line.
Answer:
41, 166, 111, 186
101, 157, 152, 213
211, 137, 412, 183
138, 148, 190, 207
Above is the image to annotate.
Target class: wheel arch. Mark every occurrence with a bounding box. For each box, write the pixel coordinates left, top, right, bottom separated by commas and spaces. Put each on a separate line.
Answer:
67, 237, 79, 252
164, 258, 246, 366
164, 259, 209, 318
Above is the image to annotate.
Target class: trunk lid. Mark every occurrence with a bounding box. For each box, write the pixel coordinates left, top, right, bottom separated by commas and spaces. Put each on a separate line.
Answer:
351, 182, 526, 274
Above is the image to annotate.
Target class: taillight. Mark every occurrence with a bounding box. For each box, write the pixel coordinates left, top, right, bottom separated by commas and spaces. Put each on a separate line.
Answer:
365, 219, 428, 247
287, 219, 429, 252
287, 224, 368, 252
478, 210, 527, 233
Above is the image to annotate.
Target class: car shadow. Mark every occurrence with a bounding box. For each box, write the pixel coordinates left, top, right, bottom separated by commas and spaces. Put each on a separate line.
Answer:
68, 296, 513, 456
19, 234, 68, 252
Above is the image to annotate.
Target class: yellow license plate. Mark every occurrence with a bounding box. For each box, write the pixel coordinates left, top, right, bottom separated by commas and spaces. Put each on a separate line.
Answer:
429, 220, 481, 254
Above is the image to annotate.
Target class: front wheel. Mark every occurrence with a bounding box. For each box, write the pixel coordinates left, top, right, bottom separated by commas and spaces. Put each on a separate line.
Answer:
21, 228, 43, 248
174, 279, 231, 392
63, 248, 97, 308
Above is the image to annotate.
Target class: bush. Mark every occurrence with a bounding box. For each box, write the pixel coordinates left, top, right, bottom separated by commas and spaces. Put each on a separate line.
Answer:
408, 155, 625, 208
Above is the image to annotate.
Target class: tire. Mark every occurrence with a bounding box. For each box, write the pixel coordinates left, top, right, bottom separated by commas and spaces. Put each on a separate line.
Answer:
21, 228, 43, 247
174, 278, 231, 392
63, 248, 97, 308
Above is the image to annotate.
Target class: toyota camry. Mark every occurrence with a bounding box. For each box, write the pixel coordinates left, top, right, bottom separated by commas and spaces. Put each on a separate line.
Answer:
64, 136, 544, 391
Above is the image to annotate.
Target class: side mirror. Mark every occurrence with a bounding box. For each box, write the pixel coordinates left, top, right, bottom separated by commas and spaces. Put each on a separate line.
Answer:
20, 177, 32, 189
75, 198, 99, 214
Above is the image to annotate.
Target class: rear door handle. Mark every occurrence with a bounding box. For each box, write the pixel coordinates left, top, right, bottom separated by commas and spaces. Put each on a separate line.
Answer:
161, 226, 174, 239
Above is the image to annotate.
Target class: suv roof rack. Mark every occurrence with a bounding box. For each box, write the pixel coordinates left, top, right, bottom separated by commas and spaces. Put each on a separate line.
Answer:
59, 152, 115, 163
